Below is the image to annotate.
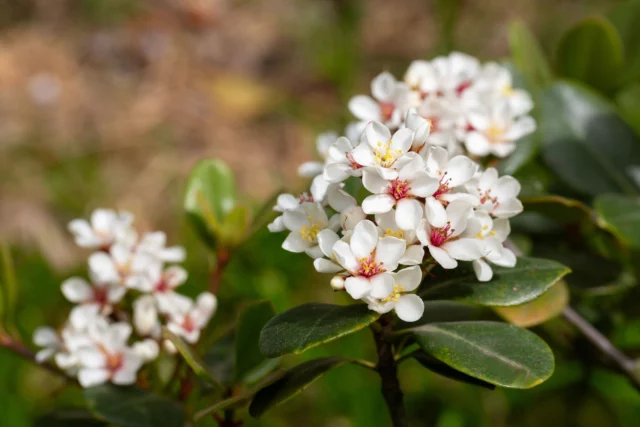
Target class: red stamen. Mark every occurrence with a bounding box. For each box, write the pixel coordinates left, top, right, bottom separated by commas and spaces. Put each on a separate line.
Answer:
346, 153, 363, 170
380, 102, 395, 121
358, 255, 385, 278
388, 179, 410, 201
455, 80, 471, 95
430, 223, 454, 247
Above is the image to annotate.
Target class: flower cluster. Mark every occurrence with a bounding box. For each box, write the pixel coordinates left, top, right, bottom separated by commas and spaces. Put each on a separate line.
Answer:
271, 53, 529, 322
33, 209, 216, 388
346, 51, 535, 159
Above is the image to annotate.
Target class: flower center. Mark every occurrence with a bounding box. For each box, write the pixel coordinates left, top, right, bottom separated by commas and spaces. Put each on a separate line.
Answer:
388, 179, 410, 200
98, 344, 124, 374
430, 223, 454, 247
486, 124, 505, 142
380, 102, 395, 121
432, 172, 451, 198
381, 285, 405, 303
93, 287, 109, 306
476, 224, 496, 240
384, 228, 404, 239
299, 216, 322, 242
298, 193, 314, 203
501, 84, 515, 96
182, 315, 196, 333
455, 80, 472, 95
155, 279, 170, 293
374, 141, 402, 167
357, 255, 385, 278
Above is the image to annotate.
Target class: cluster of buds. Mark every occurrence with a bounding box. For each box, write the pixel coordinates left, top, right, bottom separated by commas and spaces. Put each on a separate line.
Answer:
33, 209, 216, 387
270, 53, 530, 322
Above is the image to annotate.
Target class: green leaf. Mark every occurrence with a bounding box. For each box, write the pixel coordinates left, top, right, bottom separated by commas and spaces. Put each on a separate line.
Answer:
616, 82, 640, 136
259, 303, 380, 357
184, 159, 237, 248
203, 329, 236, 385
235, 300, 277, 382
249, 357, 349, 418
494, 280, 569, 328
409, 321, 554, 388
164, 329, 223, 390
420, 257, 570, 307
0, 242, 18, 335
84, 385, 185, 427
609, 0, 640, 83
218, 204, 251, 246
540, 81, 640, 196
508, 20, 552, 87
395, 301, 495, 331
35, 410, 106, 427
411, 351, 496, 390
595, 194, 640, 249
556, 17, 624, 93
521, 195, 594, 224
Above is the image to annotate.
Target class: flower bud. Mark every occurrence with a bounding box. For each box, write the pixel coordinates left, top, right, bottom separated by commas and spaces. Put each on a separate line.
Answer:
330, 276, 345, 291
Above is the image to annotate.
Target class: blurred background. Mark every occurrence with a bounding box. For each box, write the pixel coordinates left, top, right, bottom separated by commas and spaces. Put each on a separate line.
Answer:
1, 0, 639, 426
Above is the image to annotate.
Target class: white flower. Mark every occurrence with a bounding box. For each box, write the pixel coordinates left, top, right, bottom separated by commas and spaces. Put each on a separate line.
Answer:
405, 108, 432, 152
430, 52, 480, 96
268, 193, 315, 232
33, 327, 62, 363
332, 220, 405, 300
312, 229, 343, 274
68, 209, 134, 249
363, 265, 424, 322
375, 211, 424, 265
323, 136, 364, 183
61, 276, 126, 314
281, 202, 333, 259
424, 146, 478, 227
468, 62, 533, 116
416, 200, 483, 269
137, 232, 186, 264
463, 211, 516, 281
88, 243, 154, 288
350, 121, 414, 180
465, 167, 523, 218
349, 72, 410, 128
131, 264, 191, 314
464, 99, 536, 158
361, 153, 438, 230
166, 293, 217, 344
298, 131, 338, 177
327, 186, 366, 232
132, 339, 160, 362
133, 295, 161, 337
77, 322, 143, 387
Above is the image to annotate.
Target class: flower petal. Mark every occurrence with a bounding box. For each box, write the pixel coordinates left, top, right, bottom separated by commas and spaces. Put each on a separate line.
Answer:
400, 245, 424, 266
442, 238, 483, 261
362, 194, 396, 215
345, 276, 372, 299
392, 265, 422, 292
369, 273, 394, 298
425, 196, 447, 228
362, 169, 390, 194
445, 156, 477, 187
348, 95, 380, 121
350, 220, 379, 259
282, 231, 309, 253
314, 258, 343, 273
473, 259, 493, 282
333, 240, 359, 272
375, 236, 406, 271
395, 199, 424, 231
61, 277, 93, 303
78, 368, 110, 388
395, 294, 425, 322
429, 245, 457, 269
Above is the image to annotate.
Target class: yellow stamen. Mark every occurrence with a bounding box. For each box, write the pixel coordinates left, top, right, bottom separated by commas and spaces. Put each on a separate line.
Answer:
384, 228, 404, 239
381, 285, 405, 303
502, 84, 515, 96
299, 218, 322, 242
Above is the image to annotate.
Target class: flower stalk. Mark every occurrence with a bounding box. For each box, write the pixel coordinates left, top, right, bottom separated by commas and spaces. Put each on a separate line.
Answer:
372, 315, 407, 427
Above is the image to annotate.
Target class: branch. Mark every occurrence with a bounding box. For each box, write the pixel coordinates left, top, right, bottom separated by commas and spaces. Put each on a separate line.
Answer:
372, 315, 407, 427
0, 332, 78, 384
505, 239, 640, 390
563, 307, 640, 390
210, 249, 231, 294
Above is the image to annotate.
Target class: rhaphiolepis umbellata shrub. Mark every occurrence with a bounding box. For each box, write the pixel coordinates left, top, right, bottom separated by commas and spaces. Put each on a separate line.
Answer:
3, 12, 640, 426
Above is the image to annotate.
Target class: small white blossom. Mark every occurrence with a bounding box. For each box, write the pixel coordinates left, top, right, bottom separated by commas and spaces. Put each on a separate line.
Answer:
350, 121, 414, 180
332, 220, 405, 300
349, 72, 410, 129
465, 167, 523, 218
417, 200, 483, 269
68, 209, 134, 249
166, 293, 217, 344
364, 266, 424, 322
